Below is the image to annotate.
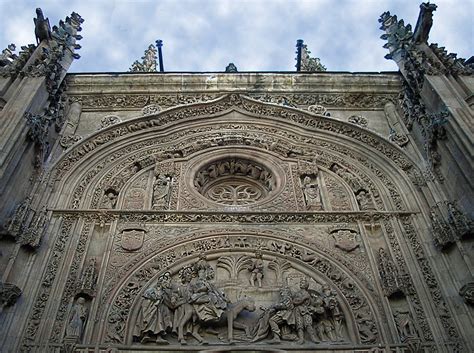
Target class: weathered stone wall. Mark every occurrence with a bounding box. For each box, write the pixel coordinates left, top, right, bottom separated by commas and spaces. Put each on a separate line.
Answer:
1, 70, 472, 352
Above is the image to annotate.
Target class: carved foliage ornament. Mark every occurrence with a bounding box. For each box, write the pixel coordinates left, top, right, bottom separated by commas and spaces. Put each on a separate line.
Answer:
54, 94, 414, 182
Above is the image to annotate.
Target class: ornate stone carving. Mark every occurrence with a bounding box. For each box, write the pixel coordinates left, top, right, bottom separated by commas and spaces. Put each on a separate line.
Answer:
152, 174, 171, 210
331, 229, 360, 253
120, 228, 146, 251
247, 251, 264, 287
356, 189, 376, 211
19, 207, 49, 249
377, 248, 404, 297
194, 157, 275, 206
59, 134, 82, 149
141, 104, 161, 116
348, 115, 368, 127
4, 197, 31, 239
99, 189, 118, 209
78, 258, 98, 295
459, 283, 474, 305
301, 172, 322, 211
129, 44, 158, 72
446, 201, 473, 239
307, 104, 330, 116
0, 282, 22, 309
429, 205, 455, 250
298, 43, 327, 72
98, 115, 121, 130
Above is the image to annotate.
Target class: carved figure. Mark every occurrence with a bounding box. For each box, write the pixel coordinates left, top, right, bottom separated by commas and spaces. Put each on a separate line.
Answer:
315, 284, 337, 342
33, 8, 52, 44
152, 174, 171, 210
99, 190, 118, 209
0, 282, 22, 310
65, 297, 87, 342
377, 248, 403, 297
356, 189, 376, 211
225, 63, 238, 72
393, 309, 417, 341
135, 273, 173, 344
293, 277, 321, 344
80, 258, 97, 294
302, 175, 322, 210
0, 44, 17, 67
172, 262, 255, 344
267, 287, 296, 343
447, 201, 473, 238
20, 207, 48, 248
248, 251, 264, 287
459, 282, 474, 305
413, 2, 437, 44
6, 197, 31, 237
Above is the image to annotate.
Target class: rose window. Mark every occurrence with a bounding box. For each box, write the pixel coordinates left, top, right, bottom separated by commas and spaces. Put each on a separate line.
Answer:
194, 158, 275, 206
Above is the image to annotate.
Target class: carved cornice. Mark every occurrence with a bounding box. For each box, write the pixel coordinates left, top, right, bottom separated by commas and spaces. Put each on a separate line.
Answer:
68, 91, 397, 111
50, 209, 415, 223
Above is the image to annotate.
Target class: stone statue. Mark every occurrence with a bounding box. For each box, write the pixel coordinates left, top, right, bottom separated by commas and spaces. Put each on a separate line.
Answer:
134, 273, 173, 344
356, 189, 376, 211
413, 2, 437, 44
267, 287, 296, 343
459, 282, 474, 305
393, 309, 417, 341
80, 258, 97, 294
20, 207, 48, 249
65, 297, 87, 342
152, 174, 171, 210
33, 8, 52, 45
292, 277, 321, 344
225, 63, 238, 72
0, 44, 17, 67
6, 197, 31, 238
99, 190, 118, 209
248, 251, 264, 287
315, 284, 337, 342
302, 175, 322, 210
447, 201, 473, 238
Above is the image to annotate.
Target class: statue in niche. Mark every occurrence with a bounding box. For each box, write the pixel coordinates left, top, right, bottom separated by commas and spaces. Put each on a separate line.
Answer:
134, 272, 173, 344
356, 189, 376, 211
393, 309, 417, 342
248, 250, 264, 287
293, 277, 322, 344
65, 297, 88, 342
99, 189, 118, 209
152, 173, 171, 210
301, 175, 322, 210
447, 201, 473, 238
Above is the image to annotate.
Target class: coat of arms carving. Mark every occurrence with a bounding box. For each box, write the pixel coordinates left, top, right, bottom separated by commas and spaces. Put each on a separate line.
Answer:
331, 229, 360, 252
120, 229, 146, 251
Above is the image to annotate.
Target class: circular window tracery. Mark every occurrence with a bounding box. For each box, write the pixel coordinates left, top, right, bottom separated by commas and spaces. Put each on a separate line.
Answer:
194, 158, 275, 206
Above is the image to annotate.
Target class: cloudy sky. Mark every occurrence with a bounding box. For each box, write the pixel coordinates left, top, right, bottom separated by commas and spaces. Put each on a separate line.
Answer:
1, 0, 472, 73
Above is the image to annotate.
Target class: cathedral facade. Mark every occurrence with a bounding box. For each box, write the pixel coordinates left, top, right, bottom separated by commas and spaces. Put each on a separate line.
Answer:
0, 3, 472, 353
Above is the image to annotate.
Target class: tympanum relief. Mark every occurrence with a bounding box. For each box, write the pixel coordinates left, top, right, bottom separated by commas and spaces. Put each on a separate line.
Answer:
129, 252, 352, 346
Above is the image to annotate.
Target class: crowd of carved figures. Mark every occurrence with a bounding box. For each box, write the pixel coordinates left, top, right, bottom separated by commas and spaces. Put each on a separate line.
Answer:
132, 254, 345, 345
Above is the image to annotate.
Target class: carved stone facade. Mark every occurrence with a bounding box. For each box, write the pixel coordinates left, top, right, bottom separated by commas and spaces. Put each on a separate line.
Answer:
0, 3, 473, 353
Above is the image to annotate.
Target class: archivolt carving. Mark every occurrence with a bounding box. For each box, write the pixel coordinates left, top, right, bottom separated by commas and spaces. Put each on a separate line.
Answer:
53, 94, 415, 183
